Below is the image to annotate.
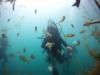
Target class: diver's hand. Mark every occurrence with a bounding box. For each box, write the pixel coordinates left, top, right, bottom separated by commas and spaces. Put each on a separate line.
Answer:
66, 46, 73, 56
66, 46, 73, 51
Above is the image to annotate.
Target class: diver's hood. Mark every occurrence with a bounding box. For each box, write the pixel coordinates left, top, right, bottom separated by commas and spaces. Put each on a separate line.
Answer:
47, 19, 60, 36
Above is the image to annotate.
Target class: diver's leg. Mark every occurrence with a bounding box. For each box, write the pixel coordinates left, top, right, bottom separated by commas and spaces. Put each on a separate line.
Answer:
52, 66, 59, 75
2, 54, 8, 67
50, 56, 59, 75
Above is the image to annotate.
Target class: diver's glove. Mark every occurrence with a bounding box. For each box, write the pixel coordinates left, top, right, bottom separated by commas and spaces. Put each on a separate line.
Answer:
66, 46, 73, 51
66, 46, 73, 56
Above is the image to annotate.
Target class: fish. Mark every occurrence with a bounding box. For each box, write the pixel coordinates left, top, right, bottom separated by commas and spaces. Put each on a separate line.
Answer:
23, 47, 27, 53
59, 16, 65, 23
7, 18, 10, 22
84, 20, 100, 26
19, 55, 29, 62
17, 33, 20, 37
72, 40, 80, 46
88, 48, 97, 57
92, 30, 100, 37
8, 53, 15, 58
12, 2, 15, 11
30, 54, 35, 60
1, 33, 7, 38
80, 29, 87, 33
70, 24, 74, 28
72, 0, 80, 7
94, 0, 100, 10
89, 48, 100, 61
35, 9, 37, 14
64, 34, 75, 37
35, 26, 37, 32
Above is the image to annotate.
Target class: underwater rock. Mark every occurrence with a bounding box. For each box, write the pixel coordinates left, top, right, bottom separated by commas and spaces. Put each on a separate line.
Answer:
64, 34, 75, 38
88, 48, 97, 57
59, 16, 65, 23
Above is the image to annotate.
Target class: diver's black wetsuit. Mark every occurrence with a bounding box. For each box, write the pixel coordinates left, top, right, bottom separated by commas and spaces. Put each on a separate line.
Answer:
41, 35, 68, 63
41, 20, 68, 75
0, 36, 8, 67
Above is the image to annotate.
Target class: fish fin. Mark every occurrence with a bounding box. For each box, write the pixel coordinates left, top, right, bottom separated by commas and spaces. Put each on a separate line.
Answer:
72, 3, 79, 7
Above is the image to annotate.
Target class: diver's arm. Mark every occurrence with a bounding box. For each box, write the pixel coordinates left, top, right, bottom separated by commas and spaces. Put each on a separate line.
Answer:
60, 38, 68, 47
41, 38, 47, 48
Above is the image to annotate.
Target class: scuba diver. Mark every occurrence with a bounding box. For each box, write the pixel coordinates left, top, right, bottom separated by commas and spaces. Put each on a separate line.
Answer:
41, 20, 73, 75
0, 33, 8, 68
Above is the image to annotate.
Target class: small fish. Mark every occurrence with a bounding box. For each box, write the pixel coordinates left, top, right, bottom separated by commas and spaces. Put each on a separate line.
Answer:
64, 34, 75, 37
19, 55, 29, 62
94, 0, 100, 10
80, 29, 87, 33
72, 40, 80, 46
12, 2, 15, 11
35, 9, 37, 14
88, 48, 97, 57
23, 47, 27, 53
92, 29, 100, 37
17, 33, 20, 37
8, 53, 15, 58
1, 33, 7, 38
72, 0, 80, 7
59, 16, 65, 23
30, 54, 35, 60
35, 26, 37, 32
7, 18, 10, 22
71, 24, 74, 28
84, 20, 100, 26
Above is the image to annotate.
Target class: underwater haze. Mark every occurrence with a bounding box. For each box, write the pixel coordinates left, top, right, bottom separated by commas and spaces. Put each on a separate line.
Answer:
0, 0, 100, 75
